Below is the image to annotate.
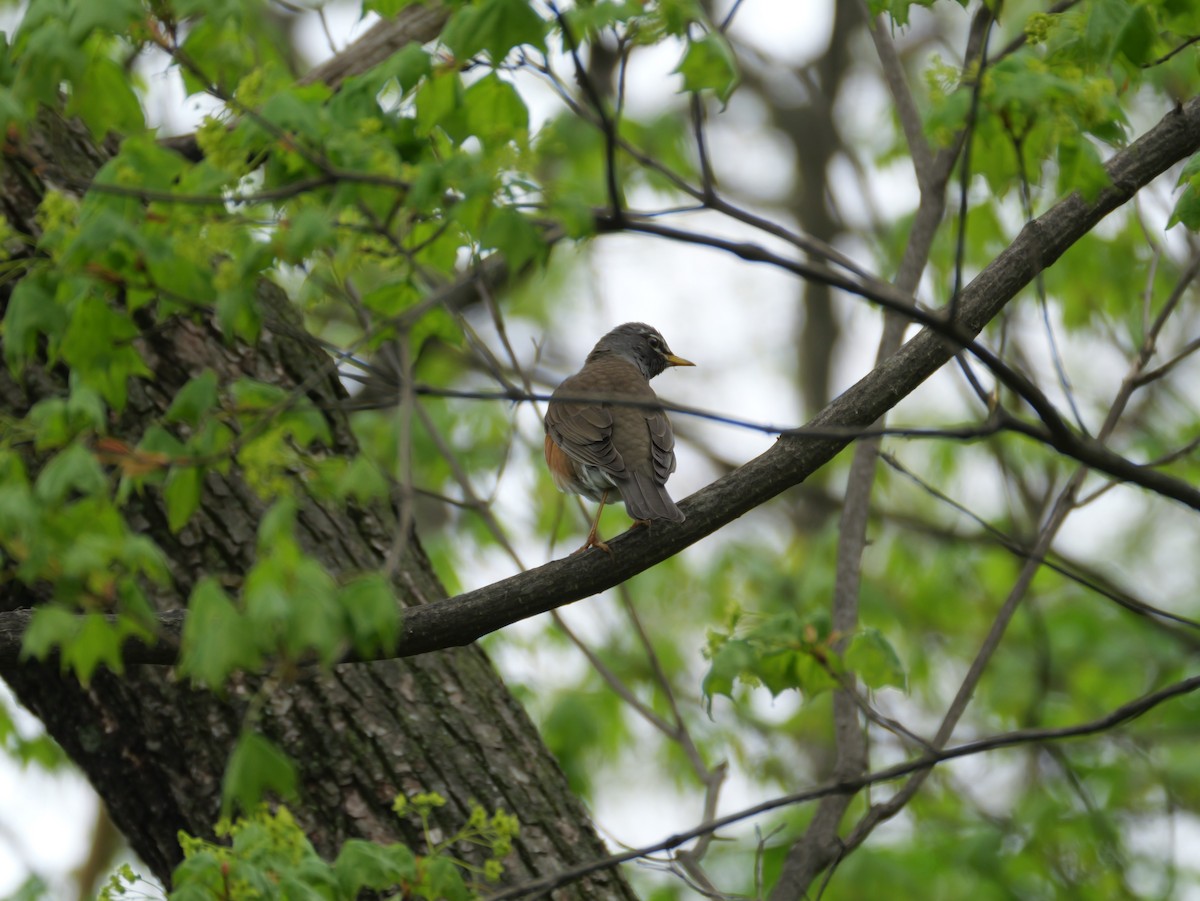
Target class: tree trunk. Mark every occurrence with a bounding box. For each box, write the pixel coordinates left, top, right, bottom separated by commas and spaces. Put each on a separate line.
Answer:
0, 111, 635, 899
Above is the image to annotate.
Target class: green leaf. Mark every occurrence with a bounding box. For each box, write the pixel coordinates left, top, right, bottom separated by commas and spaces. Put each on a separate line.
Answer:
215, 283, 262, 344
179, 577, 262, 687
338, 574, 401, 658
34, 443, 108, 503
1169, 154, 1200, 230
67, 0, 143, 41
276, 208, 335, 263
230, 377, 288, 410
675, 32, 739, 104
277, 404, 332, 448
1169, 183, 1200, 231
68, 385, 108, 434
442, 0, 547, 64
164, 465, 204, 533
178, 17, 259, 96
59, 295, 151, 410
464, 74, 529, 151
100, 134, 191, 192
415, 69, 464, 137
652, 0, 705, 34
221, 731, 298, 817
29, 388, 105, 451
166, 370, 220, 427
365, 0, 428, 15
1178, 153, 1200, 185
259, 83, 333, 137
755, 649, 807, 697
338, 455, 389, 502
702, 638, 756, 705
1085, 0, 1157, 65
21, 606, 79, 662
187, 419, 235, 465
248, 555, 343, 662
138, 425, 188, 458
1114, 4, 1156, 66
481, 207, 546, 272
334, 840, 417, 895
68, 52, 144, 139
388, 43, 433, 94
418, 856, 470, 901
4, 272, 66, 374
22, 609, 148, 685
257, 497, 298, 549
845, 628, 906, 691
3, 875, 47, 901
61, 613, 145, 685
1056, 138, 1110, 202
0, 474, 35, 539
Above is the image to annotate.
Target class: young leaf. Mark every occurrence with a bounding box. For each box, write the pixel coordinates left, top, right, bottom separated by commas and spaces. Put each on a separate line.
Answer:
59, 295, 152, 410
4, 273, 66, 374
61, 613, 146, 685
23, 609, 148, 686
481, 207, 546, 272
333, 840, 418, 895
69, 52, 144, 139
420, 856, 471, 901
338, 574, 401, 658
179, 578, 262, 687
702, 638, 756, 706
164, 465, 204, 533
166, 370, 220, 427
845, 628, 906, 691
21, 606, 80, 663
442, 0, 547, 64
675, 32, 739, 104
464, 74, 529, 151
1169, 154, 1200, 230
221, 731, 299, 817
35, 443, 108, 503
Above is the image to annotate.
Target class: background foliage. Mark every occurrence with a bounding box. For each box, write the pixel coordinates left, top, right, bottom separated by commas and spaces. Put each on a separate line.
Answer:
3, 0, 1200, 898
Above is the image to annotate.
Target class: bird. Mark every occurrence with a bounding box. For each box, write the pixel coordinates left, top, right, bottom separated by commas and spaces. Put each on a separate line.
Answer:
544, 322, 694, 554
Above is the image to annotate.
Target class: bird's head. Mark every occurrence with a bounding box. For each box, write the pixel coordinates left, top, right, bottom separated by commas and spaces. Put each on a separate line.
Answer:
588, 322, 695, 380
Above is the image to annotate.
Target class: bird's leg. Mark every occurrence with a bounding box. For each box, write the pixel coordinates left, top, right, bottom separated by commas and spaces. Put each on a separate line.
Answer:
575, 490, 613, 554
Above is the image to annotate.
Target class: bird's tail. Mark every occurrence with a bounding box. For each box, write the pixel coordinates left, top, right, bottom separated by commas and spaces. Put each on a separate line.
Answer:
620, 472, 685, 522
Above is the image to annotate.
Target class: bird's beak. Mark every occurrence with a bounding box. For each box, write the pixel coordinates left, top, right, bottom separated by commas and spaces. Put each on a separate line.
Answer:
664, 353, 695, 367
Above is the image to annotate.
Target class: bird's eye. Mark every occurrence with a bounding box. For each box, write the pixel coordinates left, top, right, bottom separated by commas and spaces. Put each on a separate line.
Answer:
647, 335, 662, 349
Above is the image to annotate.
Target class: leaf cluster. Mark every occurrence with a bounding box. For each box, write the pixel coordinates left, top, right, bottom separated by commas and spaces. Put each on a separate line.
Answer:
169, 797, 516, 901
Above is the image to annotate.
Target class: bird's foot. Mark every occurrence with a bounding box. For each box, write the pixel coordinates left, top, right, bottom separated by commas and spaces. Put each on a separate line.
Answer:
573, 525, 612, 555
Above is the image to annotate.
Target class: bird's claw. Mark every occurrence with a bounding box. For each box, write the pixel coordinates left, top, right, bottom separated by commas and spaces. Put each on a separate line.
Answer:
573, 525, 612, 555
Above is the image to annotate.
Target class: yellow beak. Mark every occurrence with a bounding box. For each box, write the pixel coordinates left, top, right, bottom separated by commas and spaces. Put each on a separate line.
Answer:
665, 353, 695, 367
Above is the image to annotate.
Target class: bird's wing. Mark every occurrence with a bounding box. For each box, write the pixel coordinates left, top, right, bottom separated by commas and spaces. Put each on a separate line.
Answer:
645, 407, 677, 485
544, 378, 626, 475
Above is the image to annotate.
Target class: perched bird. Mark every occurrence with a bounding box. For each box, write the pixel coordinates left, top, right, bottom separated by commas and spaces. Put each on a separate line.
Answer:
544, 322, 694, 553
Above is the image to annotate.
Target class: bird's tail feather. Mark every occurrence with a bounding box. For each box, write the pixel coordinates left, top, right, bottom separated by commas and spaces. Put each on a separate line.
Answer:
620, 472, 685, 522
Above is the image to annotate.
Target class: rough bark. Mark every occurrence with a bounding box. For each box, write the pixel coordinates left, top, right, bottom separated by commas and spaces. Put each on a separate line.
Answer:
0, 113, 636, 899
